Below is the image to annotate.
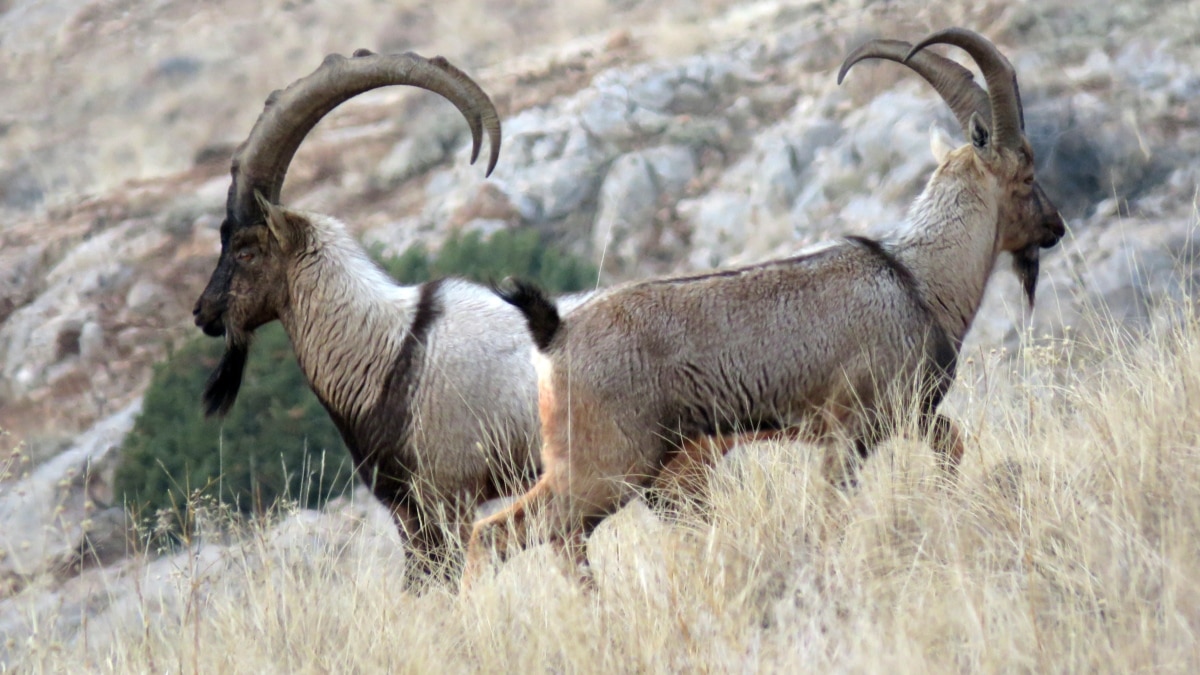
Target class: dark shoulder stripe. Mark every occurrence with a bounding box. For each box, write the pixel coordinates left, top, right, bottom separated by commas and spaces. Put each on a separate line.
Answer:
845, 236, 921, 295
846, 236, 942, 334
847, 236, 959, 397
383, 276, 444, 429
404, 278, 445, 350
326, 278, 445, 512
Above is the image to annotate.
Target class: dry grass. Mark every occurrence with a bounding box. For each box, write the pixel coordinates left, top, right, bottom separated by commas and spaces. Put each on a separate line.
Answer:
2, 297, 1199, 673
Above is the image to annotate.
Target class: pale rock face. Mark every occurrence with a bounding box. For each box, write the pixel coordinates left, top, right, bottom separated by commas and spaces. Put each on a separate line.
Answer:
592, 145, 697, 275
0, 218, 176, 404
0, 245, 52, 326
0, 484, 403, 654
0, 401, 140, 580
124, 279, 167, 313
375, 135, 448, 190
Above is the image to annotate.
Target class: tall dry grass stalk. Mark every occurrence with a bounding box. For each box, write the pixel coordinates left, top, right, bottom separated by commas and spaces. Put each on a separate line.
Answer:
4, 299, 1200, 672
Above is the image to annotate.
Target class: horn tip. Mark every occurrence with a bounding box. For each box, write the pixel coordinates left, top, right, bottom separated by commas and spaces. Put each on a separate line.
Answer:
485, 152, 499, 178
469, 126, 483, 166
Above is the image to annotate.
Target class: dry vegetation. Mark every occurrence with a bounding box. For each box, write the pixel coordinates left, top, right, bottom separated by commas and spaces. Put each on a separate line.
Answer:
4, 281, 1200, 671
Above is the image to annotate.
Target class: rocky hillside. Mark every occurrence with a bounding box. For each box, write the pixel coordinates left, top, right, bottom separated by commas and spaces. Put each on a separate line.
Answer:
1, 0, 1198, 591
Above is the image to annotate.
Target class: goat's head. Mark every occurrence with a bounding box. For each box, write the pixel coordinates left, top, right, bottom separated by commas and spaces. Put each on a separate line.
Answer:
193, 49, 501, 416
838, 28, 1065, 305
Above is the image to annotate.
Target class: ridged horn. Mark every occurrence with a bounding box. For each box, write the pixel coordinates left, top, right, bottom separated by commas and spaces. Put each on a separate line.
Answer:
905, 28, 1024, 150
226, 50, 501, 228
838, 38, 990, 144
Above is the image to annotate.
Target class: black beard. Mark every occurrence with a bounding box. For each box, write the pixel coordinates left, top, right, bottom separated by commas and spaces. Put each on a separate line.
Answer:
1012, 244, 1040, 308
202, 332, 251, 417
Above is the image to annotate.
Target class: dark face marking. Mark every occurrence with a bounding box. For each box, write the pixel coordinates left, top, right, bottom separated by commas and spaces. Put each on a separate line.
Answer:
990, 141, 1064, 308
193, 219, 237, 337
194, 218, 291, 416
998, 145, 1065, 255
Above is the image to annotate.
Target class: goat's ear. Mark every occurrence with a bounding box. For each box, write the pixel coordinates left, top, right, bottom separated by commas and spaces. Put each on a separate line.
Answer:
929, 123, 955, 164
968, 112, 991, 151
256, 192, 303, 254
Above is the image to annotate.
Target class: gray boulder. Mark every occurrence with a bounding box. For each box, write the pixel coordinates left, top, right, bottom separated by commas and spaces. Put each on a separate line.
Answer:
593, 146, 697, 275
0, 401, 139, 582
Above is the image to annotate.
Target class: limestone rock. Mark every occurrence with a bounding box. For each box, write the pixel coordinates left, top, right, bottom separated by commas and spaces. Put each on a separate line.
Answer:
0, 401, 139, 582
593, 146, 697, 275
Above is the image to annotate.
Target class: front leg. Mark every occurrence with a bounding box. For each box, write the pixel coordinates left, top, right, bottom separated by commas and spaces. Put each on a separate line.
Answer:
391, 502, 461, 591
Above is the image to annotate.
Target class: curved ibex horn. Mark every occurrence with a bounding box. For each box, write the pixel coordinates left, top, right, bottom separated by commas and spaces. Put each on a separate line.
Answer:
226, 50, 502, 228
838, 38, 990, 144
905, 28, 1024, 150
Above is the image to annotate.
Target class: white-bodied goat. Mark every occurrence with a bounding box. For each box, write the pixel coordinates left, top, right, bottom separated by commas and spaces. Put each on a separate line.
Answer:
192, 50, 588, 585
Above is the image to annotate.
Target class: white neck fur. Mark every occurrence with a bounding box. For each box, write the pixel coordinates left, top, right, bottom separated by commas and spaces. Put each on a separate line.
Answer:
890, 162, 1000, 344
279, 213, 420, 421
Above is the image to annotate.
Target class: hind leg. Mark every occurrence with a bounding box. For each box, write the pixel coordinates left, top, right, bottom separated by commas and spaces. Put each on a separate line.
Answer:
463, 472, 557, 590
650, 429, 804, 513
464, 403, 662, 590
463, 463, 643, 590
391, 503, 459, 591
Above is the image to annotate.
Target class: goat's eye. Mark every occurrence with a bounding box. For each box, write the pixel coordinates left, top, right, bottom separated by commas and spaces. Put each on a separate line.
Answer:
236, 249, 256, 264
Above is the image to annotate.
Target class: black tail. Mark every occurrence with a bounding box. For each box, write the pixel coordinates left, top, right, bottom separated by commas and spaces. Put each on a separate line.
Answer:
492, 277, 561, 351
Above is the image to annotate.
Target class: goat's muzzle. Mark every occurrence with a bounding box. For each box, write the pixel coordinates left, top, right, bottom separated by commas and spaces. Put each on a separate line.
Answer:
1035, 183, 1065, 249
193, 297, 227, 337
195, 252, 234, 336
1041, 213, 1066, 249
1014, 209, 1064, 307
1015, 194, 1065, 307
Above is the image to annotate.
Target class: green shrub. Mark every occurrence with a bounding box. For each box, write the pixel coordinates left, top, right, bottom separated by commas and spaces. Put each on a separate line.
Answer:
114, 322, 354, 520
115, 227, 597, 524
382, 227, 597, 292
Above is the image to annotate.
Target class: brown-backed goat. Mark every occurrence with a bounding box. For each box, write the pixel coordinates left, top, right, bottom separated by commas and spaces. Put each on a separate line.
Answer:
464, 28, 1066, 582
192, 50, 561, 585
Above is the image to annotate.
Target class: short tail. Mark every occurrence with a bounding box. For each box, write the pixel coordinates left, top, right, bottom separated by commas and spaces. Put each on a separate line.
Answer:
492, 277, 561, 351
